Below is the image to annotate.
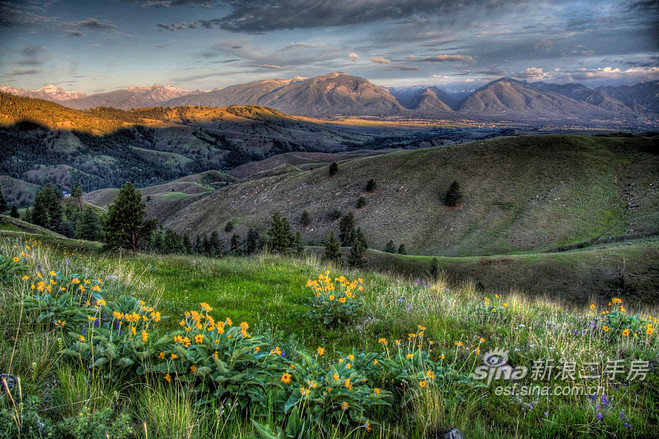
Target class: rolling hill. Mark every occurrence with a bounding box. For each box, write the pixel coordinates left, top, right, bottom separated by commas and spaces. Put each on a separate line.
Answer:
153, 135, 658, 258
0, 93, 375, 202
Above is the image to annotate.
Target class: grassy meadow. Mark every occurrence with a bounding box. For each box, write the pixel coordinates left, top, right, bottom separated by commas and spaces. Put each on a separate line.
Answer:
0, 231, 656, 438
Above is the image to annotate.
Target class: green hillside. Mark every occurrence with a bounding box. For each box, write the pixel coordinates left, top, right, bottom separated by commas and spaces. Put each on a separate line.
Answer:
162, 135, 658, 257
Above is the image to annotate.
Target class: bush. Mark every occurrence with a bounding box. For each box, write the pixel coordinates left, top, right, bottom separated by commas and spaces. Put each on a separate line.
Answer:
356, 196, 367, 208
329, 209, 341, 221
329, 162, 339, 177
306, 271, 364, 326
384, 240, 396, 253
397, 244, 406, 255
445, 181, 463, 207
365, 179, 377, 193
300, 211, 311, 227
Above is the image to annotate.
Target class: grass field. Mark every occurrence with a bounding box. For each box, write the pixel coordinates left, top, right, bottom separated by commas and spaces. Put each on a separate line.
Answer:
0, 231, 656, 438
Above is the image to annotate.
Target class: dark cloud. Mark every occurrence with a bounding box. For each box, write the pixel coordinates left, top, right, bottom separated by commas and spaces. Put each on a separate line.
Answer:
152, 0, 535, 33
67, 29, 83, 36
391, 65, 420, 71
0, 1, 51, 26
157, 23, 188, 31
127, 0, 220, 7
75, 18, 118, 30
420, 54, 474, 62
8, 68, 42, 76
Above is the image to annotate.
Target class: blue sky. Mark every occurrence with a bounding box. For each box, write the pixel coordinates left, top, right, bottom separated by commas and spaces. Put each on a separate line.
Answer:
0, 0, 657, 93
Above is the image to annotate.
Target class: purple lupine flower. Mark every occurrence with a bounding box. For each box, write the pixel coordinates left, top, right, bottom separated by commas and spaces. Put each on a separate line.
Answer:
280, 350, 285, 358
620, 409, 625, 419
597, 412, 603, 421
574, 329, 578, 336
601, 394, 609, 408
115, 321, 121, 330
65, 258, 70, 266
22, 257, 27, 264
581, 329, 586, 336
398, 296, 405, 303
544, 412, 548, 417
37, 261, 41, 272
81, 327, 87, 336
624, 423, 632, 431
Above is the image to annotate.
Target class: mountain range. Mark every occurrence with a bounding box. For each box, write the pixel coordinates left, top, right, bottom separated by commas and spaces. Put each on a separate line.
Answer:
2, 74, 657, 125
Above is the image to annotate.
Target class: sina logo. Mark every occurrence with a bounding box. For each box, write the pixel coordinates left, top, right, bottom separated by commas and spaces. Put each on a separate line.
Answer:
470, 348, 528, 386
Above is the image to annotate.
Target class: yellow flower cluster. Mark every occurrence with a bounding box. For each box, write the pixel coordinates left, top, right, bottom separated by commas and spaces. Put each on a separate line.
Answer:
306, 270, 363, 303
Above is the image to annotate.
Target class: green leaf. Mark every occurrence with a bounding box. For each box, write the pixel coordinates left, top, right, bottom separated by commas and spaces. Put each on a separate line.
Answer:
250, 419, 281, 439
116, 357, 134, 368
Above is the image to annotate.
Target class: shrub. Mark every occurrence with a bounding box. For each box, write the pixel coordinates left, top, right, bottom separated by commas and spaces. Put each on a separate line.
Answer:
300, 211, 311, 227
365, 179, 377, 193
397, 244, 406, 255
384, 240, 396, 253
445, 181, 463, 207
429, 258, 439, 280
329, 209, 341, 221
224, 220, 234, 233
356, 196, 366, 208
329, 162, 338, 177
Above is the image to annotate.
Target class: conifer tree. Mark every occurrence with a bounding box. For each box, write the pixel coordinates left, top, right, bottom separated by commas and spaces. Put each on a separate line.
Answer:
182, 234, 192, 254
300, 210, 311, 227
209, 231, 222, 257
71, 182, 83, 208
365, 179, 377, 193
230, 233, 241, 255
397, 243, 406, 255
429, 257, 439, 281
0, 186, 7, 213
329, 162, 339, 177
356, 196, 366, 208
384, 240, 396, 253
347, 228, 368, 268
75, 207, 100, 241
31, 186, 51, 229
445, 180, 463, 207
339, 212, 355, 246
246, 228, 260, 255
267, 212, 294, 254
103, 182, 156, 254
293, 231, 304, 257
10, 205, 19, 218
323, 231, 342, 266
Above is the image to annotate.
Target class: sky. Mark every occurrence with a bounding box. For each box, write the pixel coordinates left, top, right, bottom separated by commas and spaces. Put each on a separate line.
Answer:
0, 0, 657, 93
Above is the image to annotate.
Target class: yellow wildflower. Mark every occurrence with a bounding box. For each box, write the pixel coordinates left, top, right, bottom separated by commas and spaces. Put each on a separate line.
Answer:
281, 373, 291, 384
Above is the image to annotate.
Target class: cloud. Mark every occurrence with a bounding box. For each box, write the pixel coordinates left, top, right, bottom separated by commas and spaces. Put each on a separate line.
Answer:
157, 22, 188, 31
127, 0, 219, 7
421, 54, 474, 62
371, 56, 390, 64
514, 67, 549, 81
7, 68, 43, 76
0, 1, 52, 27
392, 65, 420, 71
533, 40, 553, 52
259, 64, 282, 69
200, 0, 541, 33
74, 18, 118, 30
67, 29, 83, 37
348, 52, 360, 62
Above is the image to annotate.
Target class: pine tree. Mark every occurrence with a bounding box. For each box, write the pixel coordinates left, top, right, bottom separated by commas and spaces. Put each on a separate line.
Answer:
384, 240, 396, 253
31, 186, 50, 228
75, 207, 100, 241
230, 233, 241, 255
339, 212, 355, 246
323, 231, 342, 266
22, 207, 32, 223
293, 232, 304, 257
246, 228, 260, 255
267, 212, 294, 254
0, 186, 7, 213
347, 229, 368, 268
445, 181, 463, 207
71, 182, 83, 208
300, 211, 311, 227
45, 184, 63, 233
429, 257, 439, 281
365, 179, 377, 193
182, 234, 192, 254
329, 162, 338, 177
103, 182, 156, 254
397, 244, 406, 255
356, 196, 366, 208
209, 231, 222, 257
224, 220, 234, 233
10, 205, 19, 218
